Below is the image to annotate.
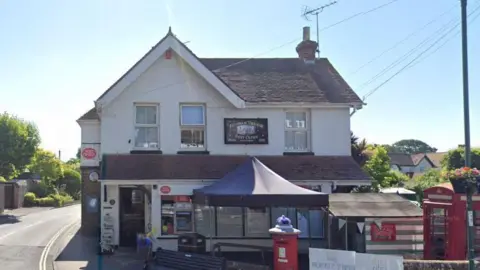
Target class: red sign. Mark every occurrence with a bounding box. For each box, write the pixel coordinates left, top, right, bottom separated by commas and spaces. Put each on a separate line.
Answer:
160, 186, 171, 194
174, 196, 190, 202
371, 223, 396, 241
82, 148, 97, 160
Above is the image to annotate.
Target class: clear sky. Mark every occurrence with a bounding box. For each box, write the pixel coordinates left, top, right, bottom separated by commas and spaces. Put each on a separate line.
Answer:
1, 0, 479, 160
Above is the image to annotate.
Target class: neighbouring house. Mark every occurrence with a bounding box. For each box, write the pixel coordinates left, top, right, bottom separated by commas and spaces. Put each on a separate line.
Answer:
77, 26, 371, 252
389, 152, 446, 178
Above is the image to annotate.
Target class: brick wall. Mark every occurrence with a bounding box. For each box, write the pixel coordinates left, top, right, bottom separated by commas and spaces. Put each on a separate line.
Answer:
81, 167, 101, 237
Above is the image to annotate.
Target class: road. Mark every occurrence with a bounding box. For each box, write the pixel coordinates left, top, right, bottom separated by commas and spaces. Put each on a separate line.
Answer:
0, 205, 80, 270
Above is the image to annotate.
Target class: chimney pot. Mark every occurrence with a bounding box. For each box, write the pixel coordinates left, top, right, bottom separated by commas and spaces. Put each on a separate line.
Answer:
303, 26, 310, 41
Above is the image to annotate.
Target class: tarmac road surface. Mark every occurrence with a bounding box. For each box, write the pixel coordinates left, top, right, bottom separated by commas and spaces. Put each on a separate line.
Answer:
0, 205, 80, 270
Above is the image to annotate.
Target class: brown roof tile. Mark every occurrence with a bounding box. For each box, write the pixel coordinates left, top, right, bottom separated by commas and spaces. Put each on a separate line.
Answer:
425, 152, 446, 168
78, 108, 99, 121
103, 154, 370, 181
388, 153, 414, 166
200, 58, 362, 104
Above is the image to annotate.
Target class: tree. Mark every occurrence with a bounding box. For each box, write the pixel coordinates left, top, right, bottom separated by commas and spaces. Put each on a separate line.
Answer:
441, 147, 480, 170
389, 139, 437, 154
363, 146, 393, 191
76, 147, 81, 159
58, 166, 81, 199
28, 148, 64, 185
351, 132, 368, 166
406, 169, 447, 203
0, 112, 41, 179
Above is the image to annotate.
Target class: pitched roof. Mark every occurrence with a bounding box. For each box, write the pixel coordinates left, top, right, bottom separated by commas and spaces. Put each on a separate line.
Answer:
328, 193, 422, 217
425, 152, 446, 168
78, 29, 362, 120
201, 58, 362, 104
77, 107, 99, 121
102, 154, 371, 181
410, 153, 425, 166
388, 153, 414, 166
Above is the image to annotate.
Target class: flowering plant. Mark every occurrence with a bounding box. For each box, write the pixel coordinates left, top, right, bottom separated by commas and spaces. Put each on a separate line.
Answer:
443, 167, 480, 183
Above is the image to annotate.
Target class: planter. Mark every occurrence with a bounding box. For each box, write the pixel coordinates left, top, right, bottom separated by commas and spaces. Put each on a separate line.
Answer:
449, 178, 477, 194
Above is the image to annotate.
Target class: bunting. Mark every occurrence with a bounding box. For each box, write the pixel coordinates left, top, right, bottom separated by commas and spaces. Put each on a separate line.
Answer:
338, 218, 346, 229
357, 222, 365, 233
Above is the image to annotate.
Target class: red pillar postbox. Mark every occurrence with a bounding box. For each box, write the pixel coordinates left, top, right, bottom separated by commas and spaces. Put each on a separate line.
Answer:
269, 215, 301, 270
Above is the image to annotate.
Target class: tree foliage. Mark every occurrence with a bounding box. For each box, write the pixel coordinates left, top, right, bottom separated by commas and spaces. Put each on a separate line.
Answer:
0, 112, 41, 179
351, 132, 368, 166
388, 139, 437, 154
28, 148, 64, 185
406, 169, 447, 203
441, 147, 480, 170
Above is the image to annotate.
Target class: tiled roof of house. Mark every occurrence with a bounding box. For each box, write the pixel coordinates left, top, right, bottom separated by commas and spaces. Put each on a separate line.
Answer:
77, 107, 99, 121
103, 154, 371, 181
388, 153, 415, 166
200, 58, 362, 104
425, 152, 447, 168
78, 30, 362, 120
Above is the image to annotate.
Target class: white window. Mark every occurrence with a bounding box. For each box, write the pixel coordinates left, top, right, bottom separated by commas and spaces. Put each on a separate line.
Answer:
284, 111, 308, 152
180, 104, 205, 149
134, 104, 159, 149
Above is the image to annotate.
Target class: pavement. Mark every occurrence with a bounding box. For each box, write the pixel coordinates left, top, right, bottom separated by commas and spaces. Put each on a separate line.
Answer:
51, 222, 168, 270
0, 205, 80, 270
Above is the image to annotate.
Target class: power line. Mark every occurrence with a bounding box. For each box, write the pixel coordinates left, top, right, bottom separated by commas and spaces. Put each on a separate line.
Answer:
362, 3, 480, 100
128, 0, 404, 100
216, 0, 403, 71
356, 14, 461, 93
347, 3, 457, 76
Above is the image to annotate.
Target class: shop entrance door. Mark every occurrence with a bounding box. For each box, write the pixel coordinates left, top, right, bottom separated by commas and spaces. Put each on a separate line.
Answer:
425, 204, 450, 260
119, 187, 145, 247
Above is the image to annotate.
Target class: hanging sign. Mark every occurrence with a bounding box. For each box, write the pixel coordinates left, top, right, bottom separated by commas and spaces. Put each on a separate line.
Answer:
224, 118, 269, 144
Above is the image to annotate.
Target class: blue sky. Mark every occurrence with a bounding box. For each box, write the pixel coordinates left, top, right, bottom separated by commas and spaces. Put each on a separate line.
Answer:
1, 0, 479, 160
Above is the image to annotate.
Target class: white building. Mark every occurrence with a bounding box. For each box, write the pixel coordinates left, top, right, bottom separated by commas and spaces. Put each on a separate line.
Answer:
77, 27, 370, 252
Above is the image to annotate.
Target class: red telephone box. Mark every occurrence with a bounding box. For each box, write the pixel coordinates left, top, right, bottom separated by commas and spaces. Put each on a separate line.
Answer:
423, 182, 480, 260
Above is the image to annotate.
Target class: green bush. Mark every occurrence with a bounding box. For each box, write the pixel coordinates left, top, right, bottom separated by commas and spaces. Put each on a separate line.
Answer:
35, 197, 55, 206
0, 176, 6, 182
48, 193, 74, 207
24, 192, 37, 206
29, 180, 56, 198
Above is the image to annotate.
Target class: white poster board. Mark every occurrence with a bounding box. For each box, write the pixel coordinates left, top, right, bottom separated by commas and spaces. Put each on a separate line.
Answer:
355, 253, 404, 270
309, 248, 356, 270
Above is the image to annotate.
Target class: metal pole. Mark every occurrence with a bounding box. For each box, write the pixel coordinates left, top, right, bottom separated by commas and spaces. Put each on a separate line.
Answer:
315, 12, 320, 58
460, 0, 474, 268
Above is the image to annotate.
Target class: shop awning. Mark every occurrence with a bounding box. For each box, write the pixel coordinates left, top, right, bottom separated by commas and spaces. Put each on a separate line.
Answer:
328, 193, 422, 218
192, 157, 328, 207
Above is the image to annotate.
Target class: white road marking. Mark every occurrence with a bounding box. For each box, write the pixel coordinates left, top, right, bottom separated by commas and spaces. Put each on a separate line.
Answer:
0, 220, 45, 241
38, 220, 79, 270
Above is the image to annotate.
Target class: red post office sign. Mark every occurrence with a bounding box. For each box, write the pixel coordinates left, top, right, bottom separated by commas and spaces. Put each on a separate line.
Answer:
82, 148, 97, 160
370, 223, 396, 241
160, 186, 171, 194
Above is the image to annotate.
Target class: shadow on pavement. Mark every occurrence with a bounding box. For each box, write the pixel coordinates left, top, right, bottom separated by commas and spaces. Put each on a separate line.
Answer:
0, 214, 20, 225
55, 229, 150, 270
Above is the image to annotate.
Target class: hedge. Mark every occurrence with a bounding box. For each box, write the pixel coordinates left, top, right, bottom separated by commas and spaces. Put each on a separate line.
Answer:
23, 192, 74, 207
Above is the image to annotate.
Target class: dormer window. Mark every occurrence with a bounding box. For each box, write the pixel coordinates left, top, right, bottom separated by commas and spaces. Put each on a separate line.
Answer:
180, 104, 206, 150
284, 111, 309, 152
134, 104, 159, 149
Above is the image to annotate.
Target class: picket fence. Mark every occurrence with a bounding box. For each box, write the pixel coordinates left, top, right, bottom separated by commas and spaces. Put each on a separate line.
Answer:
309, 248, 404, 270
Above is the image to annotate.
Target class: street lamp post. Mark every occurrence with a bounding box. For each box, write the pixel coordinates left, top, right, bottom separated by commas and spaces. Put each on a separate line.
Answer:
460, 0, 474, 269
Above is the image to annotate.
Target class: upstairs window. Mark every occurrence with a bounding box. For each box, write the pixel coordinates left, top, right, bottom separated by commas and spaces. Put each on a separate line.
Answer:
134, 104, 159, 149
284, 111, 308, 152
180, 104, 205, 149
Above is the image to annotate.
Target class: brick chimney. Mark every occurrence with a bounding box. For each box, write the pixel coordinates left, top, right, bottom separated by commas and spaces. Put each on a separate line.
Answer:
296, 26, 318, 61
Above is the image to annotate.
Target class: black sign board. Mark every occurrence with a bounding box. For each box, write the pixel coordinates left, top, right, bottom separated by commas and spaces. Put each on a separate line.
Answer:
224, 118, 269, 144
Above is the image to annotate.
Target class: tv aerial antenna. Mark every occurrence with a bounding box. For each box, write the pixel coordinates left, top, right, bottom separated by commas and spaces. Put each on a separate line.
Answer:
302, 1, 338, 57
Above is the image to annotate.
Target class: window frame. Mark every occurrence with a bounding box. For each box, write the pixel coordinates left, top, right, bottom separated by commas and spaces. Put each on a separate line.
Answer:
133, 103, 160, 150
179, 104, 206, 150
284, 110, 310, 152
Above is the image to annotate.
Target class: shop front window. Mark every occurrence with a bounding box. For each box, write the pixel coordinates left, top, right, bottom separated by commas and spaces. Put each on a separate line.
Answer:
194, 205, 215, 236
245, 207, 270, 237
216, 207, 243, 237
